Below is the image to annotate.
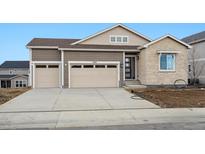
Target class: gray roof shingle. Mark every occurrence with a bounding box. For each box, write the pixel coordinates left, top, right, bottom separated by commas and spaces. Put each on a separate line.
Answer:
27, 38, 80, 47
0, 61, 29, 68
182, 31, 205, 44
27, 38, 140, 50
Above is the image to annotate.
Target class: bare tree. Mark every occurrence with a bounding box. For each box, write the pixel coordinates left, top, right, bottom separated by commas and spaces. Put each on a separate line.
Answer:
189, 47, 205, 85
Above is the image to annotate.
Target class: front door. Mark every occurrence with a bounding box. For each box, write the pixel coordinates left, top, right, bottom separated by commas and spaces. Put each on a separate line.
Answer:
125, 57, 135, 80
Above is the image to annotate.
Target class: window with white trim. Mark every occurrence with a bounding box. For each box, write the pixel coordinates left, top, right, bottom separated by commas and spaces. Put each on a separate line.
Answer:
110, 36, 116, 43
110, 36, 128, 43
16, 80, 27, 88
122, 36, 128, 43
116, 36, 122, 43
160, 53, 175, 71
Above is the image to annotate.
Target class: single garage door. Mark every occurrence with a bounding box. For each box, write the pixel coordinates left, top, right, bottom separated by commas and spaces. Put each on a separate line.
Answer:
35, 64, 60, 88
69, 62, 119, 88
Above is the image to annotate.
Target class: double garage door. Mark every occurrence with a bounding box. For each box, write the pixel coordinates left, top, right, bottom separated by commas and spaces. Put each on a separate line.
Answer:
69, 62, 120, 88
34, 61, 120, 88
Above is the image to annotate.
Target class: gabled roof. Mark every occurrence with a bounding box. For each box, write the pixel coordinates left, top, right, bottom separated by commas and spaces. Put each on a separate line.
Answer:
182, 31, 205, 44
71, 24, 152, 45
0, 61, 29, 68
143, 34, 192, 49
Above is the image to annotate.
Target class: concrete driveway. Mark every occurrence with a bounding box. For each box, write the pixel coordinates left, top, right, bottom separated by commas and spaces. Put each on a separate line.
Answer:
0, 88, 159, 112
2, 88, 205, 130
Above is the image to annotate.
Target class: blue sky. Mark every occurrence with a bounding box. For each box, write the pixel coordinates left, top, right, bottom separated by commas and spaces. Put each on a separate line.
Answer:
0, 23, 205, 64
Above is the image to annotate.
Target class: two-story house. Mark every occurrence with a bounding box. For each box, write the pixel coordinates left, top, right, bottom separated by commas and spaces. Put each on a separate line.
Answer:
0, 61, 29, 88
182, 31, 205, 84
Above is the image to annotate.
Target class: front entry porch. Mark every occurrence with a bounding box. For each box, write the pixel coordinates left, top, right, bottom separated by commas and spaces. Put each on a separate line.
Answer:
123, 53, 146, 88
123, 53, 141, 86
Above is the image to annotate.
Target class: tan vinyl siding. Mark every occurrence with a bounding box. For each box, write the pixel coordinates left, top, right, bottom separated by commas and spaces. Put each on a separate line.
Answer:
139, 37, 188, 85
32, 49, 60, 61
80, 26, 149, 46
63, 51, 123, 87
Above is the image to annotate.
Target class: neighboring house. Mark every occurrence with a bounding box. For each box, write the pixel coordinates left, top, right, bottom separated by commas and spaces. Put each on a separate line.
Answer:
182, 31, 205, 84
27, 24, 191, 88
0, 61, 29, 88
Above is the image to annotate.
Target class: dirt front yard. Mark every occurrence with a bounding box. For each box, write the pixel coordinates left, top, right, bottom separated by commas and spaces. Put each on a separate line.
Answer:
130, 88, 205, 108
0, 88, 30, 105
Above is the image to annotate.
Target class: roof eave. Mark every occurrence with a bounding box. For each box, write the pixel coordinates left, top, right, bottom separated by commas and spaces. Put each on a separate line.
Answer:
26, 46, 59, 49
143, 34, 192, 49
59, 47, 140, 52
188, 38, 205, 45
0, 75, 28, 80
9, 75, 28, 80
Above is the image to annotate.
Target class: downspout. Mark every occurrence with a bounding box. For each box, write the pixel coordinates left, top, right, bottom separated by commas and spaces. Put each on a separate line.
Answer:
61, 50, 64, 88
29, 48, 32, 87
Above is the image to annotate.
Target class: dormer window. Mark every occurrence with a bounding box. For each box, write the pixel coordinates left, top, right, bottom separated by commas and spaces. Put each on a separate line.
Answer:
122, 36, 128, 43
110, 35, 128, 43
117, 36, 122, 43
110, 36, 116, 42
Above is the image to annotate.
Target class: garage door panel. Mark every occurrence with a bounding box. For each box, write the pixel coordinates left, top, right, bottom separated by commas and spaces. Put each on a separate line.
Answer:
70, 67, 118, 88
35, 67, 59, 88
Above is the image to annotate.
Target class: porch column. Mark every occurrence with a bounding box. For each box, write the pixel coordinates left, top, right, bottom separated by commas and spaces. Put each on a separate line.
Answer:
32, 63, 35, 88
29, 49, 32, 87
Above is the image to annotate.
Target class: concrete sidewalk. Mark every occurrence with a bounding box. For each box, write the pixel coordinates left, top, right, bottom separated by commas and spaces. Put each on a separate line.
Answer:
1, 108, 205, 129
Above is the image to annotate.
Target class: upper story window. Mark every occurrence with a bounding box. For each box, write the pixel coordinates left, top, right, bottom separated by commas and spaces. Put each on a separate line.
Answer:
110, 36, 116, 42
9, 69, 16, 74
122, 37, 128, 43
117, 36, 122, 43
160, 53, 176, 71
110, 35, 128, 43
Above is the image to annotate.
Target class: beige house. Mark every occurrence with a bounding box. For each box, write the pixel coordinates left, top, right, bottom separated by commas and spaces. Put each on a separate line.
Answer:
27, 24, 191, 88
